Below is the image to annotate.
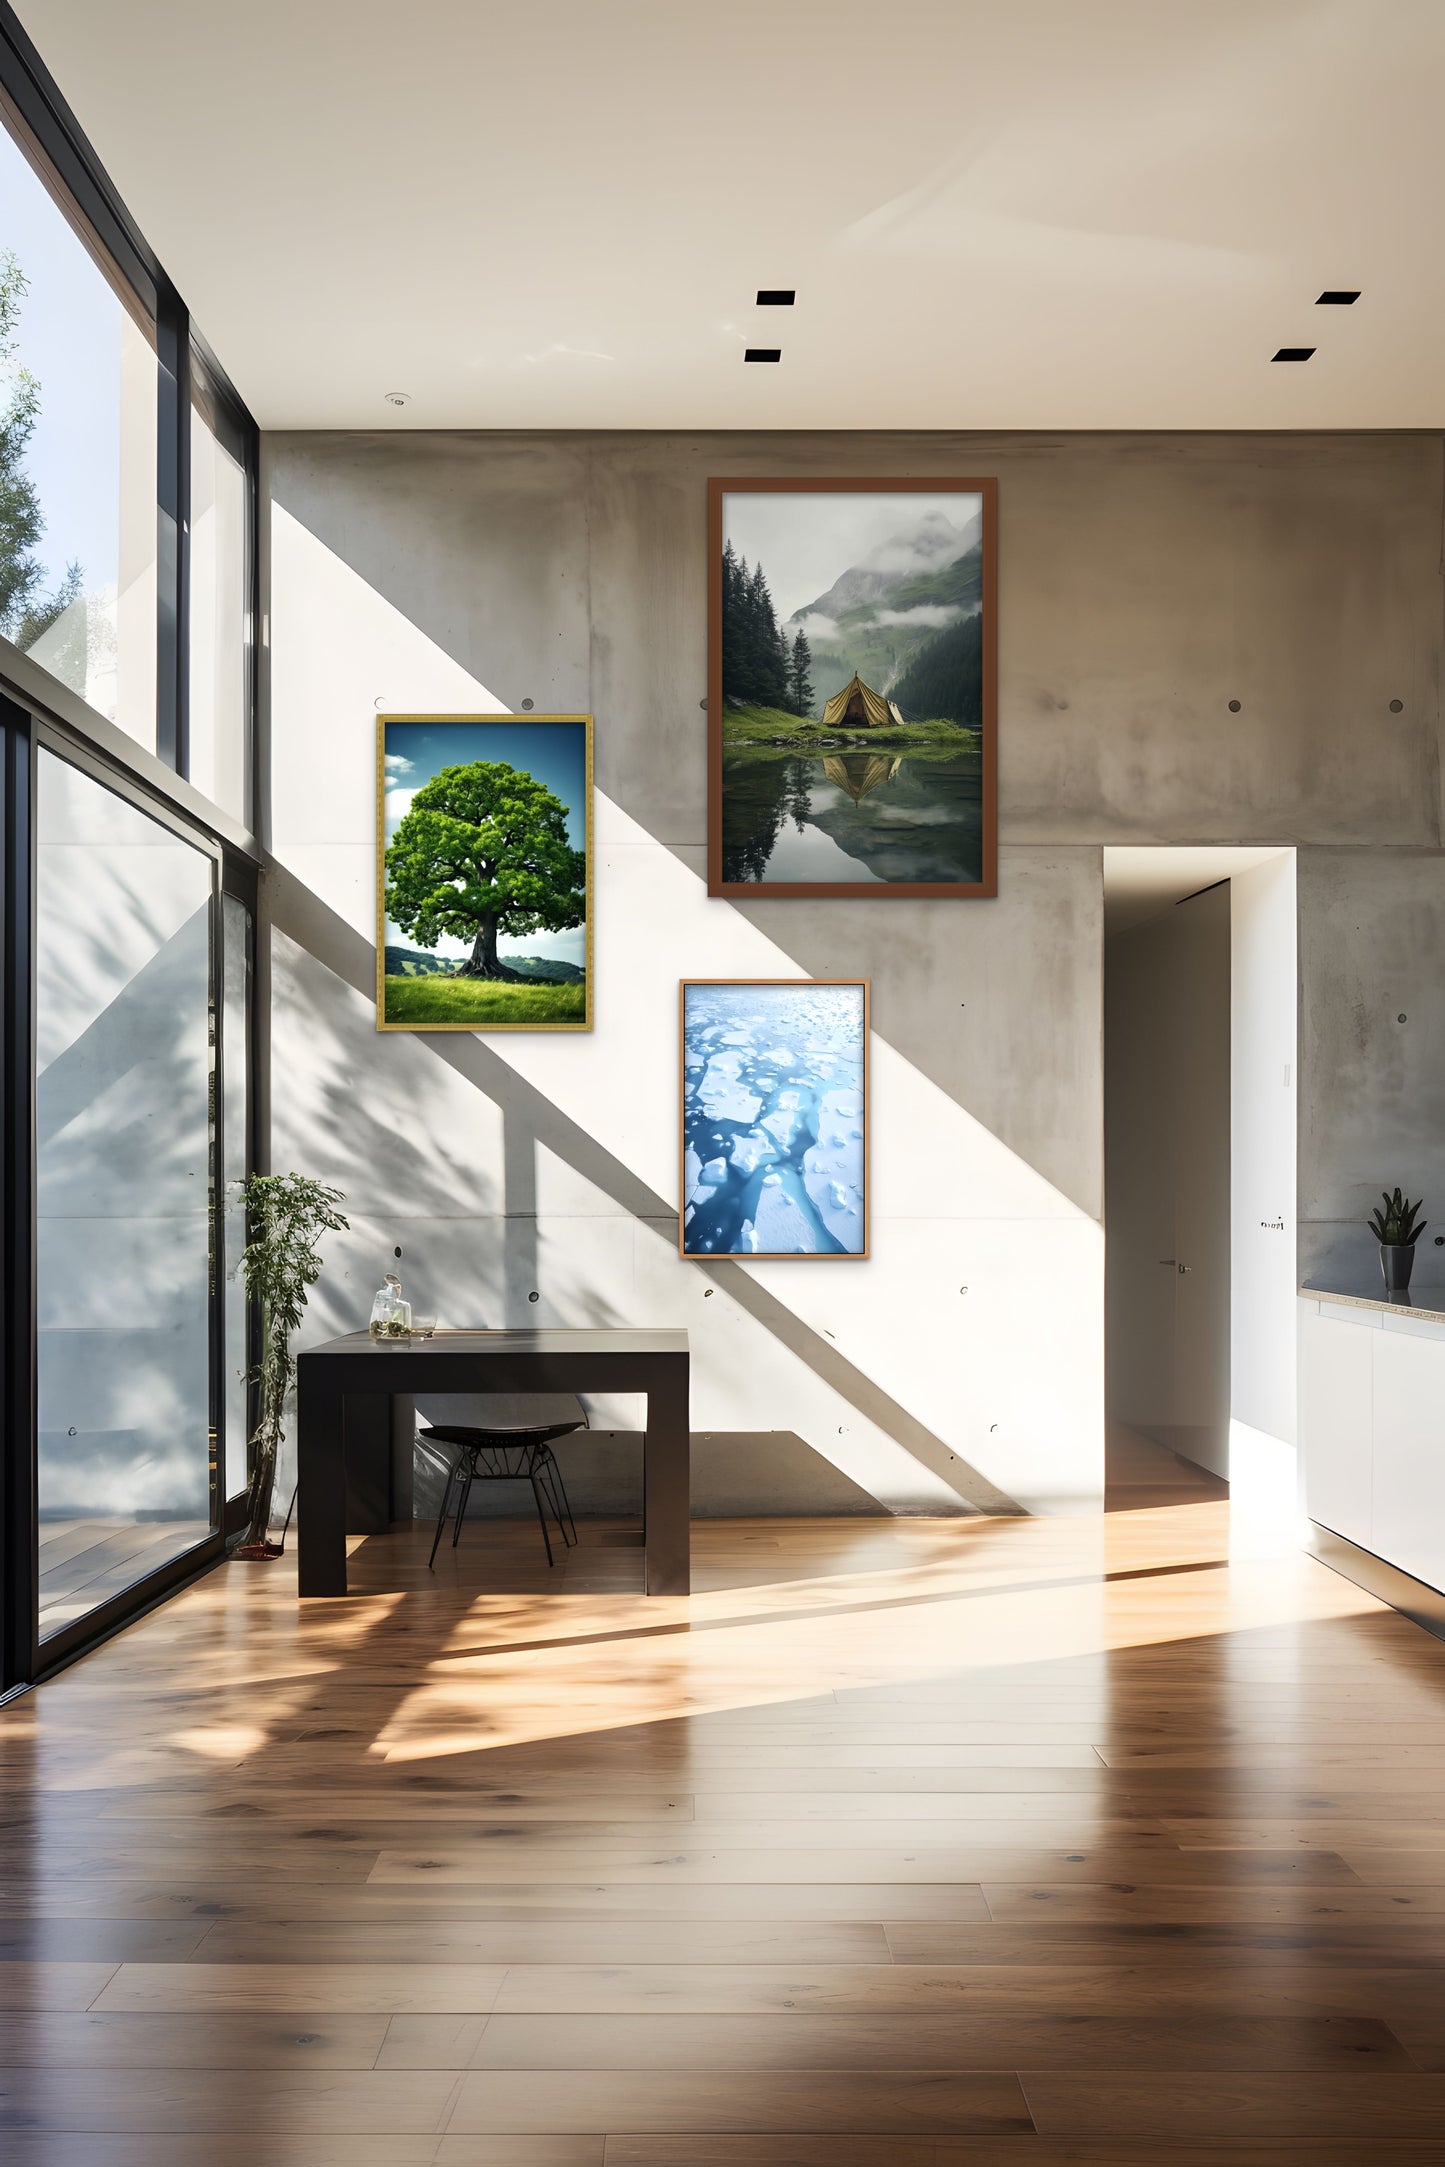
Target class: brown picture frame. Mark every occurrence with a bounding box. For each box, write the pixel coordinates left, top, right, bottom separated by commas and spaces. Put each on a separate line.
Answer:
707, 476, 997, 899
679, 978, 870, 1261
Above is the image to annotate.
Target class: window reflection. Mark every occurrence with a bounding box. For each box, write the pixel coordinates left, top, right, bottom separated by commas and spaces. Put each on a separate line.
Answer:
36, 749, 215, 1638
0, 117, 157, 746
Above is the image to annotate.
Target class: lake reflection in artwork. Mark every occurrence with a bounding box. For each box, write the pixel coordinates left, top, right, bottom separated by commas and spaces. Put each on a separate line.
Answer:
721, 745, 983, 886
681, 980, 868, 1259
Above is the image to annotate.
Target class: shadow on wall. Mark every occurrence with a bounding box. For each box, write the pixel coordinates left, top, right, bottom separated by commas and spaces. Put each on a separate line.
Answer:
264, 495, 1106, 1517
38, 896, 213, 1519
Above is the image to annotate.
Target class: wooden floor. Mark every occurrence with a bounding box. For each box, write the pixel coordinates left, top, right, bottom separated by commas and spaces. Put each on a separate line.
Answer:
7, 1482, 1445, 2163
38, 1518, 212, 1640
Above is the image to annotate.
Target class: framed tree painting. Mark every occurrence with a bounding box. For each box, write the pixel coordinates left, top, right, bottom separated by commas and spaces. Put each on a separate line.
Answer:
376, 713, 592, 1031
707, 477, 997, 898
680, 979, 869, 1259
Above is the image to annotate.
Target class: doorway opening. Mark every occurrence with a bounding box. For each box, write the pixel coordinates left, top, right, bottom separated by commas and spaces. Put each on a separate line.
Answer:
1104, 847, 1297, 1516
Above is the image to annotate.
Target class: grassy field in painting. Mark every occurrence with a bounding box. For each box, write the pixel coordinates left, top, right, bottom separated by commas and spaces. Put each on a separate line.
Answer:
382, 975, 587, 1027
721, 703, 975, 749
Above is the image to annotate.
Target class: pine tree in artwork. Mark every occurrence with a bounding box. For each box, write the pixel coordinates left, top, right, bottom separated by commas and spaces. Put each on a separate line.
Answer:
760, 563, 792, 709
722, 542, 791, 713
721, 540, 746, 702
789, 627, 814, 718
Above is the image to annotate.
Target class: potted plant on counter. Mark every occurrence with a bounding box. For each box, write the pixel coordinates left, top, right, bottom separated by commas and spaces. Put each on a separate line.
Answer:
1368, 1188, 1426, 1296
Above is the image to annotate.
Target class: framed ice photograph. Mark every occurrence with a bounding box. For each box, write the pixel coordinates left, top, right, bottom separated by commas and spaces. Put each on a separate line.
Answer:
680, 979, 869, 1259
708, 477, 996, 899
377, 714, 592, 1031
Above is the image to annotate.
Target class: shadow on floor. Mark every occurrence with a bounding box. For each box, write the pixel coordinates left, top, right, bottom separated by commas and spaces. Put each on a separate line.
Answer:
1105, 1420, 1230, 1514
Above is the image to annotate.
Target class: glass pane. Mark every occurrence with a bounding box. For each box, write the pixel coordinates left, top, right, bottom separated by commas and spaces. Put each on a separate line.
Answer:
188, 389, 248, 818
221, 893, 251, 1498
0, 116, 157, 747
36, 749, 214, 1640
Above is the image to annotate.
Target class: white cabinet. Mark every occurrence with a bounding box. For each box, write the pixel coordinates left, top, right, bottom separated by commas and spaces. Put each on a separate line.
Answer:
1299, 1300, 1374, 1550
1372, 1319, 1445, 1595
1299, 1295, 1445, 1595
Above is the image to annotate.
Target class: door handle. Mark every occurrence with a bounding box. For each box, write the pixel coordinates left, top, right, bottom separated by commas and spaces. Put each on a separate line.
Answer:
1177, 1262, 1191, 1274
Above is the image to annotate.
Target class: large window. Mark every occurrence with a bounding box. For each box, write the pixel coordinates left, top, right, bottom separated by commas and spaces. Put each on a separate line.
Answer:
35, 748, 216, 1640
0, 119, 158, 748
0, 16, 259, 1688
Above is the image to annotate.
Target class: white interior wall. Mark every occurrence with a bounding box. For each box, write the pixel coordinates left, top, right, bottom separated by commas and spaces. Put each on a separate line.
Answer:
1229, 851, 1299, 1520
1230, 852, 1299, 1427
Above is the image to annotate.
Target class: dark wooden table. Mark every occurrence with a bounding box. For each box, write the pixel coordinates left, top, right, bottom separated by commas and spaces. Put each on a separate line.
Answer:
295, 1328, 691, 1597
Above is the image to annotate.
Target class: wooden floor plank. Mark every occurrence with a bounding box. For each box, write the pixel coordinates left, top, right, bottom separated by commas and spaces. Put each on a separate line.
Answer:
383, 2007, 1408, 2070
4, 1499, 1445, 2151
446, 2068, 1031, 2135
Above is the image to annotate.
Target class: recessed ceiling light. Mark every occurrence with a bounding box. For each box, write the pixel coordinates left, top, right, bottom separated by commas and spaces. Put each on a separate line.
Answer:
756, 289, 795, 306
383, 390, 411, 406
1316, 290, 1360, 305
1271, 347, 1315, 362
745, 348, 781, 363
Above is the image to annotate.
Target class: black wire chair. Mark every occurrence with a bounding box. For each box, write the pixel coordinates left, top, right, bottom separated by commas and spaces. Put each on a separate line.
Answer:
421, 1399, 585, 1569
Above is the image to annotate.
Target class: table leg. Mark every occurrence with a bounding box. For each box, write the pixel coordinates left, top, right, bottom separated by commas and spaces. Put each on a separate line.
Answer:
390, 1393, 415, 1523
643, 1365, 691, 1596
297, 1364, 348, 1596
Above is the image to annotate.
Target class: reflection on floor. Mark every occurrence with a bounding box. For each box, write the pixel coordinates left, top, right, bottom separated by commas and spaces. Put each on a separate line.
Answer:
4, 1504, 1444, 2157
1106, 1418, 1231, 1513
38, 1518, 212, 1640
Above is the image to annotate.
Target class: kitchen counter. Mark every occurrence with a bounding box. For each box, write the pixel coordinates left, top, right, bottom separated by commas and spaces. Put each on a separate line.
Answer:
1300, 1274, 1445, 1321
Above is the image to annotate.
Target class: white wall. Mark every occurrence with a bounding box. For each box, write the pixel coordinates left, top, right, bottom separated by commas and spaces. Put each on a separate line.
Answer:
1231, 852, 1298, 1447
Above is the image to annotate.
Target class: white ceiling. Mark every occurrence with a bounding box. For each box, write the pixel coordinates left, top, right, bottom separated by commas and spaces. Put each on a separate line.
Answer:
17, 0, 1445, 431
1103, 846, 1291, 934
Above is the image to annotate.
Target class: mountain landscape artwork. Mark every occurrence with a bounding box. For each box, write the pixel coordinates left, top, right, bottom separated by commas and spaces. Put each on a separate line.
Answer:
376, 714, 592, 1031
708, 479, 996, 897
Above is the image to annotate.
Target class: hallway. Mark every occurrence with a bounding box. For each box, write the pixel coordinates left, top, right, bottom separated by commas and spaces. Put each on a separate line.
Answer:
4, 1503, 1445, 2160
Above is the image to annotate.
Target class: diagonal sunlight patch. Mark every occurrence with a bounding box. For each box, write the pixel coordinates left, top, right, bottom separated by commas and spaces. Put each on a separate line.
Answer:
269, 506, 1103, 1515
366, 1507, 1380, 1763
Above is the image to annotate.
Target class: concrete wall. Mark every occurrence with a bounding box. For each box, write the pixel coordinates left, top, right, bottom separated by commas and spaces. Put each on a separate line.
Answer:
262, 428, 1445, 1519
1299, 848, 1445, 1289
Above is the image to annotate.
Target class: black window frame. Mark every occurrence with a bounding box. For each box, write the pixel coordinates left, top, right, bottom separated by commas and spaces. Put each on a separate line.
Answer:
0, 0, 261, 812
0, 4, 263, 1693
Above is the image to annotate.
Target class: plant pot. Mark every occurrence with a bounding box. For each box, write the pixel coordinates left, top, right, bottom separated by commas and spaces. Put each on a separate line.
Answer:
1380, 1242, 1416, 1293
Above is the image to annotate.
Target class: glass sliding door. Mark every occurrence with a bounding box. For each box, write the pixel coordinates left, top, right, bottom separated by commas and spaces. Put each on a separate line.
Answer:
35, 745, 217, 1642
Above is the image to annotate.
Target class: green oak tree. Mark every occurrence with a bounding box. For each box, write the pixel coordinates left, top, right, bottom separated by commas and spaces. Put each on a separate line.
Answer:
0, 250, 82, 646
384, 759, 585, 981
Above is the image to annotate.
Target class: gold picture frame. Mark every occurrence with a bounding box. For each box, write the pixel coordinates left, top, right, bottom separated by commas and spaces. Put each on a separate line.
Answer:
376, 713, 594, 1031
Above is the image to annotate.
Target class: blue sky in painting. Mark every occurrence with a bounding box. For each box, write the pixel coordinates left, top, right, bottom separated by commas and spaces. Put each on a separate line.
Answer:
382, 718, 587, 964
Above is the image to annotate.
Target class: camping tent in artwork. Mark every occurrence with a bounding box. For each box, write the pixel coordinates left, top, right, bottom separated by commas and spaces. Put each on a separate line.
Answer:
820, 673, 904, 730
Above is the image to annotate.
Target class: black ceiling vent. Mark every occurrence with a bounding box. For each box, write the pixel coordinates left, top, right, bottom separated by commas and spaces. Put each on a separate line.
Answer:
756, 289, 795, 306
1271, 347, 1316, 361
1316, 290, 1360, 304
745, 348, 782, 363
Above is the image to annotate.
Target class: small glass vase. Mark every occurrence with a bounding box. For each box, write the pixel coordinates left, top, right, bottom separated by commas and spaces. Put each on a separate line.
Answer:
369, 1272, 412, 1339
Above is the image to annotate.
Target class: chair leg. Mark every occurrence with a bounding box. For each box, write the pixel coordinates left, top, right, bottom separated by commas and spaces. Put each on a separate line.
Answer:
539, 1452, 574, 1547
428, 1454, 460, 1570
547, 1451, 579, 1546
451, 1456, 475, 1548
529, 1472, 556, 1566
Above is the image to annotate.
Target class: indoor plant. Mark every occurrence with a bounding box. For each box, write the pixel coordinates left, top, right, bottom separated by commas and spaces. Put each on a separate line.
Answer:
1368, 1187, 1426, 1295
235, 1172, 349, 1558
